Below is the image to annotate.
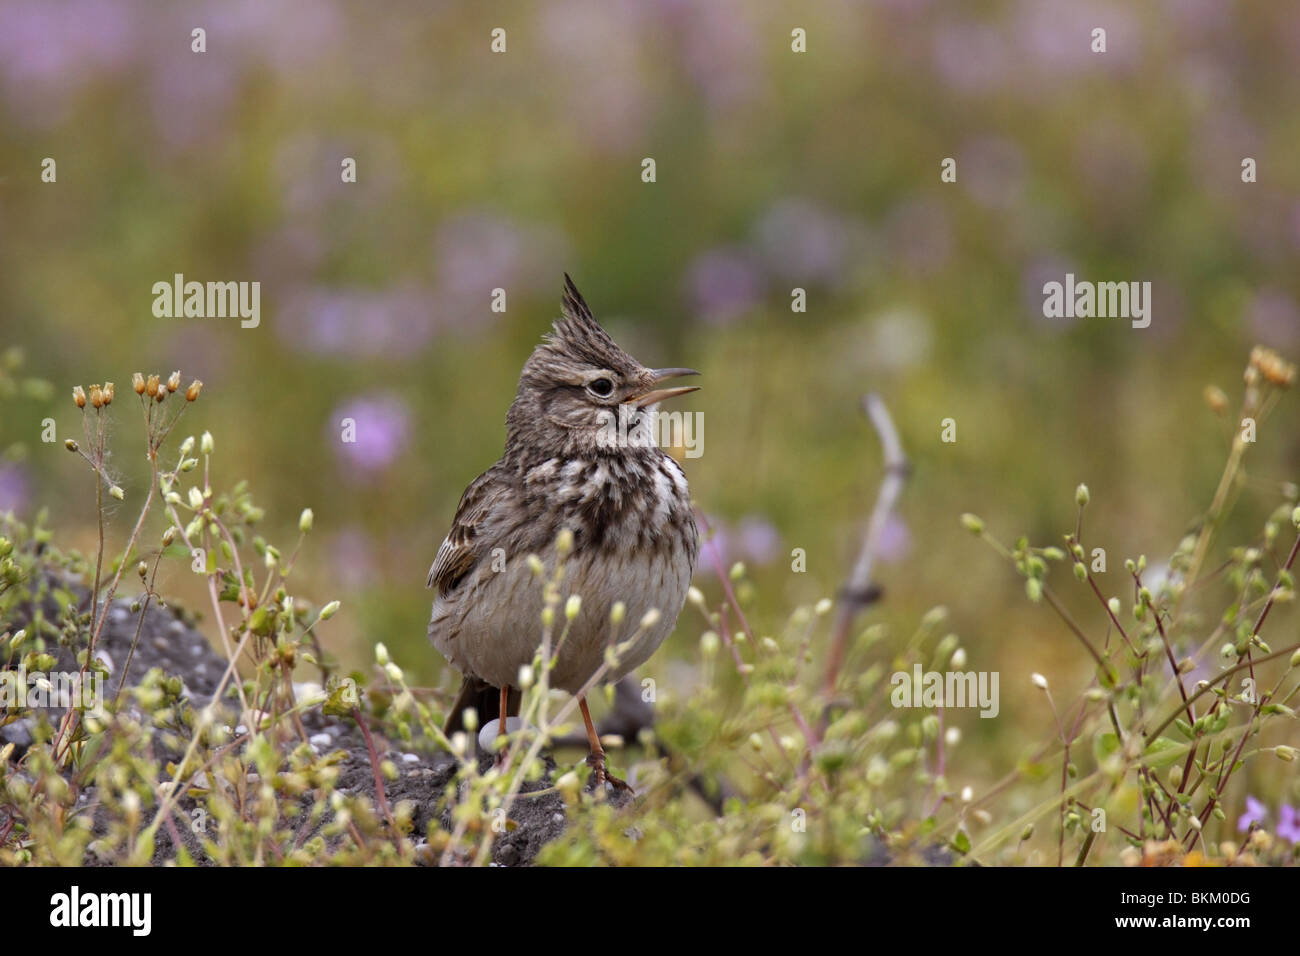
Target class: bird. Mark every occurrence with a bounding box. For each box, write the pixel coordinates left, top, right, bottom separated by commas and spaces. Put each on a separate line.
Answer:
427, 274, 700, 790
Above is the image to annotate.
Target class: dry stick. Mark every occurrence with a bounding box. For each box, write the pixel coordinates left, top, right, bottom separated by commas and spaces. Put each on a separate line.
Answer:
352, 706, 401, 853
821, 393, 908, 703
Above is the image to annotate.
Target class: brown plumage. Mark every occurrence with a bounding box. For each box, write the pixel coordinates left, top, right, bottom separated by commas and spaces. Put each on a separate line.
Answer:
427, 275, 700, 788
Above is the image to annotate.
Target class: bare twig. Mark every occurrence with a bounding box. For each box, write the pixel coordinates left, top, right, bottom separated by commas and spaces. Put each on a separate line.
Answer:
822, 393, 909, 699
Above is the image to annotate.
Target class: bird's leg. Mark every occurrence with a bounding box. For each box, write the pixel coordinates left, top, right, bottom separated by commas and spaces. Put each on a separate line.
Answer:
494, 683, 511, 768
580, 696, 632, 793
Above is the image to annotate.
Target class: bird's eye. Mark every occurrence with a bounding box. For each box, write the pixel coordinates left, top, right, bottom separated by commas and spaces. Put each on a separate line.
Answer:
588, 378, 614, 397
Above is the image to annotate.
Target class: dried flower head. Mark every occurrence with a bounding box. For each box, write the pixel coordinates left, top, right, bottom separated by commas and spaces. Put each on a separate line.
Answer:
167, 370, 182, 392
185, 379, 203, 401
146, 374, 160, 398
132, 372, 146, 394
1203, 385, 1227, 414
102, 382, 114, 405
1249, 346, 1295, 389
72, 385, 86, 409
89, 384, 103, 408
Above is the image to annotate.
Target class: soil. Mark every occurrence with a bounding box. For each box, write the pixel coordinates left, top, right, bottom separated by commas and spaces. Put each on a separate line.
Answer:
2, 589, 625, 866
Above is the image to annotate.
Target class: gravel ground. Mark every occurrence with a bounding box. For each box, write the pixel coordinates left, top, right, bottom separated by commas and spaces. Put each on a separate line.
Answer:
2, 587, 617, 866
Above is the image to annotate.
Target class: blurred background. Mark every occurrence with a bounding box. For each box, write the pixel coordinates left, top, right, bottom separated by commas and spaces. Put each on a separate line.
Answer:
1, 1, 1297, 810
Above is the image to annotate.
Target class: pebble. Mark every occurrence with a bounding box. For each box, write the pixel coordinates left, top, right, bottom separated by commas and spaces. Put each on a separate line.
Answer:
309, 733, 332, 749
401, 753, 420, 764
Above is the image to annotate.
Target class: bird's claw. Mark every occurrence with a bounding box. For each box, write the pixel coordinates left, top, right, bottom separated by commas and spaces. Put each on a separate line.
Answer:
586, 752, 634, 793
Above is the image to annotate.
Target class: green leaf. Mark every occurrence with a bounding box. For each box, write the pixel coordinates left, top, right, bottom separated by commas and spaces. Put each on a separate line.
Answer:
951, 829, 971, 854
1143, 736, 1185, 769
1093, 731, 1120, 763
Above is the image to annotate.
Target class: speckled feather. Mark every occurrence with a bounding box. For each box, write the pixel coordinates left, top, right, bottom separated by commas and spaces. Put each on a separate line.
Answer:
428, 277, 699, 700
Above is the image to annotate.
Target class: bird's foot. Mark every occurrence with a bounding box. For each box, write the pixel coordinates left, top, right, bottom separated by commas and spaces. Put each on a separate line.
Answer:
586, 752, 634, 793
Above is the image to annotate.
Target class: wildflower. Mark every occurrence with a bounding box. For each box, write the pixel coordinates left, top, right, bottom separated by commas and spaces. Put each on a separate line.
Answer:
186, 380, 203, 401
1203, 385, 1227, 414
1277, 805, 1300, 843
1249, 346, 1296, 389
167, 370, 181, 392
1237, 795, 1267, 832
132, 372, 146, 394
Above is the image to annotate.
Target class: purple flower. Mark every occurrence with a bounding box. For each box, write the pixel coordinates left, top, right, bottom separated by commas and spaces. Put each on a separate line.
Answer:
684, 248, 764, 326
752, 199, 867, 287
330, 394, 411, 476
735, 516, 780, 566
277, 284, 436, 358
693, 514, 781, 572
0, 463, 30, 514
0, 0, 138, 127
1278, 805, 1300, 844
1237, 795, 1268, 832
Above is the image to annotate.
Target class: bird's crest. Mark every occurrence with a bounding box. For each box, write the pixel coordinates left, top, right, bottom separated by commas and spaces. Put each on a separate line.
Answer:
543, 274, 636, 372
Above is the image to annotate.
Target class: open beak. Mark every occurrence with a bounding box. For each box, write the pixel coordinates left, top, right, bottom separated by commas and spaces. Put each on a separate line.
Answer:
630, 368, 700, 408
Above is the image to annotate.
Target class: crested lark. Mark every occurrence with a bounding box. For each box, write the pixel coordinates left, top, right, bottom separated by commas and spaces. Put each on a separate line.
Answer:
428, 275, 700, 790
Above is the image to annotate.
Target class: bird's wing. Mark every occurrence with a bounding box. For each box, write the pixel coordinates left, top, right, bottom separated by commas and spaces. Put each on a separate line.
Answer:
426, 466, 508, 596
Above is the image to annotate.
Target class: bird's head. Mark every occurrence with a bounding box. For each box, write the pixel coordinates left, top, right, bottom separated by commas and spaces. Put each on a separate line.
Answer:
505, 275, 699, 458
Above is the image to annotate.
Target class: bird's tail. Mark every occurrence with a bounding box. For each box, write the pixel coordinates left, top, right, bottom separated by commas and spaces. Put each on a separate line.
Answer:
442, 675, 520, 736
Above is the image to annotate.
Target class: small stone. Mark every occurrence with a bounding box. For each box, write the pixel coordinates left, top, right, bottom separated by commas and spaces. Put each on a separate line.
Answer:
495, 843, 519, 866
